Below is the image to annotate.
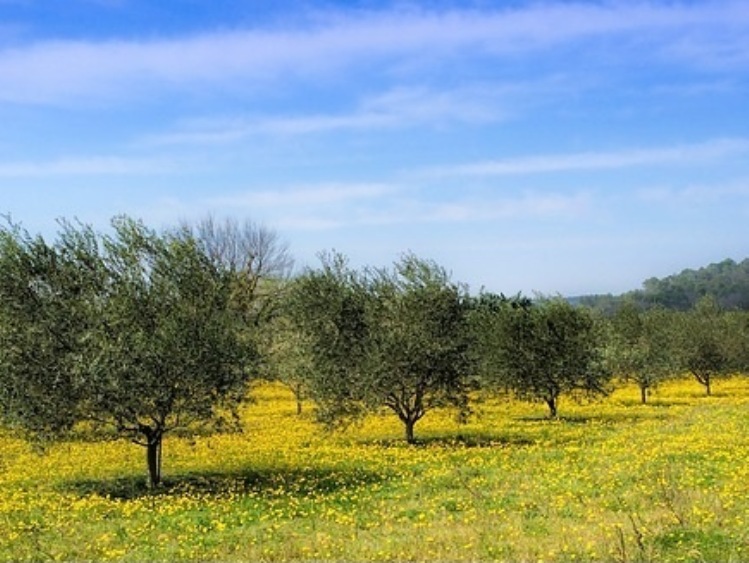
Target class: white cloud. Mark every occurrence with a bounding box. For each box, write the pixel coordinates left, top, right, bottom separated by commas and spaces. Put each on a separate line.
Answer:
424, 138, 749, 177
1, 2, 746, 105
202, 183, 592, 232
142, 84, 514, 145
0, 155, 177, 177
637, 180, 749, 205
208, 183, 397, 209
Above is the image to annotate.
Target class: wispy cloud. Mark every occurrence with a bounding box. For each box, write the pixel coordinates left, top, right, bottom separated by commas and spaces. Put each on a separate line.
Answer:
202, 184, 593, 232
208, 183, 396, 209
637, 180, 749, 205
141, 83, 521, 146
1, 2, 746, 105
0, 155, 177, 177
424, 138, 749, 178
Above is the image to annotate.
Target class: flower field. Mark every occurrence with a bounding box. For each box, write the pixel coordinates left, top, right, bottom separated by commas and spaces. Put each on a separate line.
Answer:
1, 377, 748, 561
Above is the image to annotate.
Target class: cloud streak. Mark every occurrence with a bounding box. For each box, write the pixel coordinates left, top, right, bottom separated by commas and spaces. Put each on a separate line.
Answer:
201, 184, 593, 232
424, 138, 749, 177
143, 84, 514, 145
1, 2, 747, 105
209, 183, 396, 209
0, 155, 177, 177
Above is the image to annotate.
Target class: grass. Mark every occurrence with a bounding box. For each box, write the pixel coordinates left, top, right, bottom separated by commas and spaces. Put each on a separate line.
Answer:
1, 377, 748, 561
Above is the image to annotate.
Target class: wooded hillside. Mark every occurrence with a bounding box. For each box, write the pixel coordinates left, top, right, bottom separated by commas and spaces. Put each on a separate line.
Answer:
573, 258, 749, 313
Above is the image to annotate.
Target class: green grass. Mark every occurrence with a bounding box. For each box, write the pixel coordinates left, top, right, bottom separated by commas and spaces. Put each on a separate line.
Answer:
1, 377, 748, 561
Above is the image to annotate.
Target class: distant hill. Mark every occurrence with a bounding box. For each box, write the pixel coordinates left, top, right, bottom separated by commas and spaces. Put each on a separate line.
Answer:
571, 258, 749, 313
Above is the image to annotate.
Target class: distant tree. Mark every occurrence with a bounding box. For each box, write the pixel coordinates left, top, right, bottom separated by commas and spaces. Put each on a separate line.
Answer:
468, 291, 531, 389
286, 252, 372, 425
289, 253, 474, 443
489, 298, 611, 418
725, 310, 749, 375
180, 216, 295, 397
677, 296, 734, 396
264, 313, 314, 415
180, 216, 293, 327
574, 257, 749, 314
0, 217, 250, 488
608, 302, 677, 403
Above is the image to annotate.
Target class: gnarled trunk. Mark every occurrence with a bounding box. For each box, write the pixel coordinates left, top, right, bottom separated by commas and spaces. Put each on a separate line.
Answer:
404, 418, 416, 444
545, 397, 558, 419
142, 428, 163, 489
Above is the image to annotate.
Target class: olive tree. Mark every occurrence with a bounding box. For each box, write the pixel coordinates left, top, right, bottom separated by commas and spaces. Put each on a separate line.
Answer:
487, 298, 611, 418
0, 217, 250, 488
608, 302, 677, 403
365, 255, 474, 442
289, 253, 474, 443
677, 296, 734, 396
0, 219, 100, 441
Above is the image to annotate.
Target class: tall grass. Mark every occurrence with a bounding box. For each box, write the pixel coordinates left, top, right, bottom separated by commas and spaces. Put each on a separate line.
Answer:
1, 377, 748, 561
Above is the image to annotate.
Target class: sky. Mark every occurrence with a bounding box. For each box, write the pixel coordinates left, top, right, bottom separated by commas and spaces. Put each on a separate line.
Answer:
1, 0, 748, 296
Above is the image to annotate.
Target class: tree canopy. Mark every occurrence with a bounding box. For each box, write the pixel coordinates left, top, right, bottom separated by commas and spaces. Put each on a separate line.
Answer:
0, 217, 252, 487
607, 302, 676, 403
288, 253, 474, 443
480, 297, 611, 417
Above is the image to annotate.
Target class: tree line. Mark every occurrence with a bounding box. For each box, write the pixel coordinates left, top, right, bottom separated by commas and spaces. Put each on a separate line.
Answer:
574, 258, 749, 313
1, 216, 747, 487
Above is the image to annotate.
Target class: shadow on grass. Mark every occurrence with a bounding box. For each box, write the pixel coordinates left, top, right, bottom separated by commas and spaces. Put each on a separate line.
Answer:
361, 432, 536, 449
516, 409, 671, 425
60, 465, 388, 501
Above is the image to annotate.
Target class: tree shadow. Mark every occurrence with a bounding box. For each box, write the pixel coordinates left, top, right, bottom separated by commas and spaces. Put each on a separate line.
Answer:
59, 465, 388, 501
516, 410, 671, 425
360, 432, 536, 449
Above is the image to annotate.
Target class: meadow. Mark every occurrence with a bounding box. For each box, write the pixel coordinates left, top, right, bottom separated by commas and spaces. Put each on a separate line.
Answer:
1, 377, 748, 562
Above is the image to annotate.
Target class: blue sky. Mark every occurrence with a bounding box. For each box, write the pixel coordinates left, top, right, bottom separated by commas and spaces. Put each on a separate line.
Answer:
1, 1, 748, 295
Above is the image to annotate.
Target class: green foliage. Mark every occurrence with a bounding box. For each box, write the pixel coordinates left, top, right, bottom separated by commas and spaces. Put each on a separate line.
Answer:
468, 291, 531, 386
676, 296, 736, 396
288, 252, 474, 442
365, 254, 474, 442
0, 219, 100, 441
286, 251, 371, 425
483, 297, 612, 417
576, 257, 749, 313
0, 217, 251, 487
607, 302, 677, 403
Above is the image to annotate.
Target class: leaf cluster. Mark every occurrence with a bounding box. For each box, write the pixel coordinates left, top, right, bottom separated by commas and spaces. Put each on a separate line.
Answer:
0, 216, 251, 446
286, 252, 474, 438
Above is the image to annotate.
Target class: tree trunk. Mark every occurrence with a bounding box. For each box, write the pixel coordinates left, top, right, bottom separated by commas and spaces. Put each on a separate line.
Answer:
146, 434, 163, 489
295, 383, 303, 415
404, 419, 416, 444
695, 371, 712, 396
545, 397, 558, 419
640, 384, 648, 405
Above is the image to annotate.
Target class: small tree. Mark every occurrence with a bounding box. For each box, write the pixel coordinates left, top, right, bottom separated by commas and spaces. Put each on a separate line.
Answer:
677, 296, 733, 396
490, 298, 611, 418
469, 291, 531, 392
289, 253, 474, 443
364, 255, 474, 443
264, 313, 314, 415
287, 252, 372, 426
0, 217, 251, 488
608, 302, 677, 403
